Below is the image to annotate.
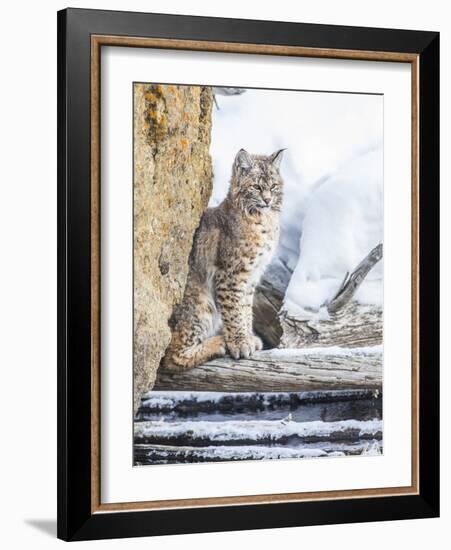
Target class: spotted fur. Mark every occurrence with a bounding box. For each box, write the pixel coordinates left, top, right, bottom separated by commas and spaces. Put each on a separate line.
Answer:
163, 148, 285, 370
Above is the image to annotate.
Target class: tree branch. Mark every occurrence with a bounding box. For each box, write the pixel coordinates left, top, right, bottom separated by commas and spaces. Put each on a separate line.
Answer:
327, 243, 383, 314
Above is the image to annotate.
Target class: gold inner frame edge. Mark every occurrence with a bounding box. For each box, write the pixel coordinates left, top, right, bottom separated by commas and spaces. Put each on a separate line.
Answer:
90, 34, 420, 514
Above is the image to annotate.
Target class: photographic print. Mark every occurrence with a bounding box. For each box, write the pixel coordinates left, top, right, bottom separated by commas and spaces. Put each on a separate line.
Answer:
133, 83, 383, 466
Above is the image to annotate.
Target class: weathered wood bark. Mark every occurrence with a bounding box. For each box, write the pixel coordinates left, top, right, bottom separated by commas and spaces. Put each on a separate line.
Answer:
280, 303, 383, 349
155, 349, 382, 392
253, 259, 291, 348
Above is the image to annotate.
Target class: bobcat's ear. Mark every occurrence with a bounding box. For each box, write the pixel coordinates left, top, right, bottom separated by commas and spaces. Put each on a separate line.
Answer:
235, 149, 253, 171
270, 148, 286, 170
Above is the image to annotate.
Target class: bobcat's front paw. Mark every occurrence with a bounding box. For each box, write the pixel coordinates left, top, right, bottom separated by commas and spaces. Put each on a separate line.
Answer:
252, 334, 263, 351
227, 334, 260, 359
206, 335, 227, 358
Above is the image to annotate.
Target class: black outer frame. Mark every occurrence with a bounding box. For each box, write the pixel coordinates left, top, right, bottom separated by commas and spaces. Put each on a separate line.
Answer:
57, 7, 439, 542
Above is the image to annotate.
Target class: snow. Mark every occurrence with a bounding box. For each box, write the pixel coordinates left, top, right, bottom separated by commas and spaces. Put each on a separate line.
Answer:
209, 88, 383, 314
141, 391, 258, 408
134, 418, 383, 442
258, 345, 382, 358
284, 149, 383, 314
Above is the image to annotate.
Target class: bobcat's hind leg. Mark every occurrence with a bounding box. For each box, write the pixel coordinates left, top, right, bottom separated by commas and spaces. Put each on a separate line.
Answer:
164, 335, 226, 371
162, 284, 225, 371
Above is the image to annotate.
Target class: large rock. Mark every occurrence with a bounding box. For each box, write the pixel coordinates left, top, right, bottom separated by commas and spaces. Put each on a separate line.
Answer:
134, 84, 213, 413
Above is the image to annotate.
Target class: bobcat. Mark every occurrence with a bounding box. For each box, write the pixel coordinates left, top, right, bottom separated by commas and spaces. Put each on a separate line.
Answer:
163, 148, 285, 370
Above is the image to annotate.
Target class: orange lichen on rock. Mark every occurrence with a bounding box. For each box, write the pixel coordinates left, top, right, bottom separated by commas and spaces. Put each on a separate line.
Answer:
180, 138, 190, 158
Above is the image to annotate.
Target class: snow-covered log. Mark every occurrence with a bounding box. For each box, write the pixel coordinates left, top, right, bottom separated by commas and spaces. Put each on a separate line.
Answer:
138, 388, 380, 414
134, 440, 382, 464
155, 347, 382, 392
134, 418, 382, 447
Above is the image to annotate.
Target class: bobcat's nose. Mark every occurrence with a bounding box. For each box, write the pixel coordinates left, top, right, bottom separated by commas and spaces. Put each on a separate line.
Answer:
262, 195, 271, 205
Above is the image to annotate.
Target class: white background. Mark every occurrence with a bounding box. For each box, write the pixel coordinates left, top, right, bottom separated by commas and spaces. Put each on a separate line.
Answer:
0, 0, 448, 548
102, 48, 411, 503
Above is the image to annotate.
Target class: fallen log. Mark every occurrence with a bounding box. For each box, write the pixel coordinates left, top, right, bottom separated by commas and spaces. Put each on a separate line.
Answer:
280, 303, 383, 349
138, 388, 381, 414
253, 246, 383, 349
136, 390, 382, 423
155, 347, 382, 392
134, 441, 382, 464
134, 417, 382, 447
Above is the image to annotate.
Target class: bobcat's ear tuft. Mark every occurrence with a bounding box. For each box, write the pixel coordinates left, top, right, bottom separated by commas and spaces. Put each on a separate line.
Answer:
270, 148, 286, 170
235, 149, 253, 171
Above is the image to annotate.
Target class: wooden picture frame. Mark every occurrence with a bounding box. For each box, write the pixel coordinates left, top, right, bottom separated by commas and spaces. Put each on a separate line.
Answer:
57, 7, 439, 541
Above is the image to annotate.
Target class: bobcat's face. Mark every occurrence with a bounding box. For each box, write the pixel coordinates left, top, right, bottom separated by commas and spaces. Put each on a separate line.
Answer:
231, 149, 285, 215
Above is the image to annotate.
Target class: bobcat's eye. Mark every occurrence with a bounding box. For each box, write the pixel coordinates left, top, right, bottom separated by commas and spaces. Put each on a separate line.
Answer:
253, 184, 262, 191
270, 184, 277, 191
